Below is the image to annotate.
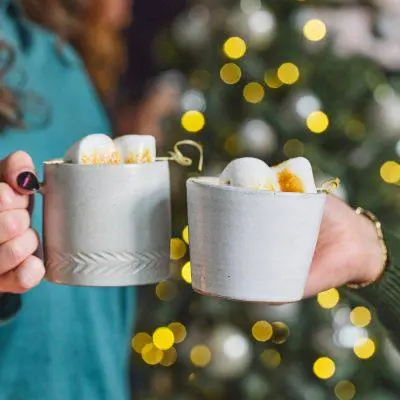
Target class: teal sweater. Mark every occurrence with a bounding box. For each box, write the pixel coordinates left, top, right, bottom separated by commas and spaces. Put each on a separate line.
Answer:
0, 2, 136, 399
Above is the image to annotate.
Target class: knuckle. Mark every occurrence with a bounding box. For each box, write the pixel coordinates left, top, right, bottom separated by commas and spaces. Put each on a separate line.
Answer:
7, 242, 26, 264
0, 184, 13, 209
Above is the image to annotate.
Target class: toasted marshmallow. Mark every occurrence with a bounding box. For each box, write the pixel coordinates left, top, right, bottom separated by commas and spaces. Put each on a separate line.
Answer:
113, 135, 156, 164
219, 158, 280, 191
272, 157, 317, 193
65, 134, 120, 165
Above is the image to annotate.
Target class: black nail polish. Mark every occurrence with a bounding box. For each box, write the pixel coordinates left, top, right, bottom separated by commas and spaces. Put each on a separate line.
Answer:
17, 171, 40, 191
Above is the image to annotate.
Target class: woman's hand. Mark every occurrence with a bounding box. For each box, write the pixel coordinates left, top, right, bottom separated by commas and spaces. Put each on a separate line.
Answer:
0, 152, 44, 293
304, 195, 384, 298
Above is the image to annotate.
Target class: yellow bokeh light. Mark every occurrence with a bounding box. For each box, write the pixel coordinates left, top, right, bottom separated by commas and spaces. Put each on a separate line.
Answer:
131, 332, 152, 353
181, 262, 192, 284
190, 345, 211, 367
220, 63, 242, 85
307, 111, 329, 134
354, 338, 375, 359
223, 36, 247, 59
313, 357, 335, 380
277, 63, 300, 85
252, 321, 273, 342
264, 69, 283, 89
243, 82, 265, 104
350, 306, 372, 328
317, 288, 340, 309
160, 347, 178, 367
335, 381, 356, 400
181, 110, 205, 133
303, 19, 327, 42
224, 135, 240, 156
182, 225, 189, 244
170, 238, 187, 260
142, 343, 164, 365
283, 139, 304, 157
155, 280, 178, 302
271, 322, 290, 344
153, 327, 175, 350
380, 161, 400, 183
168, 322, 187, 343
260, 349, 281, 369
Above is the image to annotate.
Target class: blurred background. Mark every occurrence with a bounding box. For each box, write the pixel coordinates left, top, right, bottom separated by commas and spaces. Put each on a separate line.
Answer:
115, 0, 400, 399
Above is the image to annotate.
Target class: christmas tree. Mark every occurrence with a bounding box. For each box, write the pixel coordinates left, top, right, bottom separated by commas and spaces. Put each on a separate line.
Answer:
130, 1, 400, 398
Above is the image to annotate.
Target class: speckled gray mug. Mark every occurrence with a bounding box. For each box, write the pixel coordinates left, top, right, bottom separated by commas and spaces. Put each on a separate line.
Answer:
41, 160, 171, 286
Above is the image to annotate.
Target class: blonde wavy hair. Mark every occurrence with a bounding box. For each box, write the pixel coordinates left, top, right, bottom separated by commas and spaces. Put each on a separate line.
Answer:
0, 0, 126, 130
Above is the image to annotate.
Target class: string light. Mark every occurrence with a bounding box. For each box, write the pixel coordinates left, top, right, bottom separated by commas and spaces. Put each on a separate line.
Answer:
181, 262, 192, 284
271, 322, 290, 344
131, 332, 152, 353
283, 139, 304, 157
168, 322, 187, 343
182, 225, 189, 244
160, 347, 178, 367
181, 110, 205, 133
335, 381, 356, 400
252, 321, 273, 342
307, 111, 329, 134
260, 349, 281, 369
156, 281, 178, 302
380, 161, 400, 183
303, 19, 327, 42
190, 345, 212, 367
277, 62, 300, 85
142, 343, 164, 365
264, 69, 283, 89
353, 338, 375, 359
243, 82, 265, 103
220, 63, 242, 84
153, 327, 175, 350
350, 307, 372, 328
317, 288, 340, 309
170, 238, 187, 260
223, 36, 247, 59
313, 357, 335, 380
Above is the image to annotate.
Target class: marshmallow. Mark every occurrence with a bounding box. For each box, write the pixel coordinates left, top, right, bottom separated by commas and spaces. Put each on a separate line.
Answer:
272, 157, 317, 193
65, 134, 120, 165
113, 135, 156, 164
219, 158, 280, 191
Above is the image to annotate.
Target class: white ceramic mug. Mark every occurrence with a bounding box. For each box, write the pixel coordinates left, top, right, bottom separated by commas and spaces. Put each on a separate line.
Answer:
41, 160, 171, 286
186, 177, 326, 302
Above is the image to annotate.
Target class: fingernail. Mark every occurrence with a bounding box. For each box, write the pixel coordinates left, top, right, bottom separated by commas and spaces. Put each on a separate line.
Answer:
17, 172, 40, 192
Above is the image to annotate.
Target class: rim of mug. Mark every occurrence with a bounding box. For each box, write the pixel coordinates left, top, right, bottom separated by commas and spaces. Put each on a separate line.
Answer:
187, 176, 327, 198
43, 159, 168, 168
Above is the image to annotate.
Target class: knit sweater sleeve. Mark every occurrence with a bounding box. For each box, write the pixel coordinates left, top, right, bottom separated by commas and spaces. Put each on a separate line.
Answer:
355, 229, 400, 346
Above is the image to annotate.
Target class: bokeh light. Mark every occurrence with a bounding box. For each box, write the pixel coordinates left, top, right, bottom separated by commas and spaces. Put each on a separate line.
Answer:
303, 19, 327, 42
243, 82, 265, 103
350, 307, 372, 328
142, 343, 164, 365
335, 381, 356, 400
170, 238, 187, 260
168, 322, 187, 343
153, 327, 175, 350
283, 139, 304, 157
313, 357, 335, 380
182, 225, 190, 244
252, 321, 273, 342
264, 69, 283, 88
271, 322, 290, 344
160, 347, 178, 367
380, 161, 400, 183
131, 332, 152, 353
156, 281, 178, 302
181, 110, 205, 133
220, 63, 242, 84
354, 338, 376, 359
190, 345, 212, 367
307, 111, 329, 134
317, 288, 340, 309
277, 62, 300, 85
223, 36, 247, 59
260, 349, 281, 369
181, 262, 192, 284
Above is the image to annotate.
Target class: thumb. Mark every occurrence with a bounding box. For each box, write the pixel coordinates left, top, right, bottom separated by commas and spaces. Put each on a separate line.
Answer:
0, 151, 39, 195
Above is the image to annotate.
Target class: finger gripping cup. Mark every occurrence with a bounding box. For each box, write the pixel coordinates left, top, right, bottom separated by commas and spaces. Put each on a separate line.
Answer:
186, 177, 326, 302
